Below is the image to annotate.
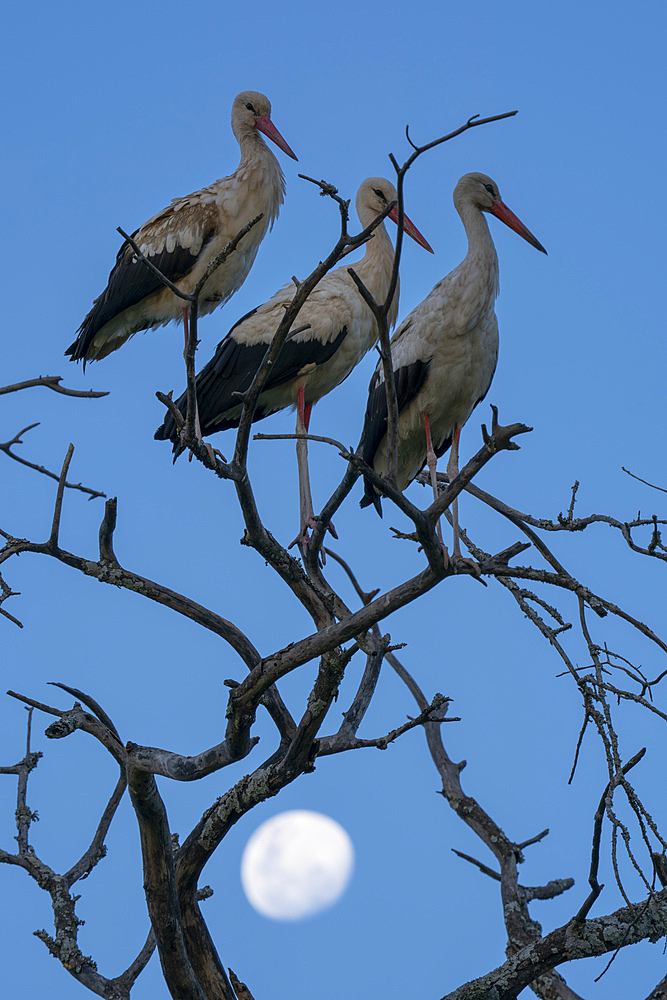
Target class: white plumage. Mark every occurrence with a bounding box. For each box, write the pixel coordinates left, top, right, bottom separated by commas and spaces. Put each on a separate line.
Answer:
155, 176, 432, 449
155, 175, 432, 548
360, 171, 546, 548
67, 90, 297, 365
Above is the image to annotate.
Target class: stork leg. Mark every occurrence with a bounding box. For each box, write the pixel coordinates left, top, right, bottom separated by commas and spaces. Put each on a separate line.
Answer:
445, 425, 480, 575
290, 387, 338, 553
446, 424, 462, 558
291, 386, 317, 551
424, 413, 448, 558
181, 306, 223, 465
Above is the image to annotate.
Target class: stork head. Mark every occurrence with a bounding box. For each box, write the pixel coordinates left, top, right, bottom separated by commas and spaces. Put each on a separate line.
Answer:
454, 172, 546, 254
232, 91, 298, 160
357, 177, 433, 253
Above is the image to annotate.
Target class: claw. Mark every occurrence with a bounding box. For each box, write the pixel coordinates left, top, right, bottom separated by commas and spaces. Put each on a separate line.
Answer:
288, 530, 310, 551
449, 553, 482, 577
204, 442, 226, 465
289, 514, 317, 551
186, 397, 224, 465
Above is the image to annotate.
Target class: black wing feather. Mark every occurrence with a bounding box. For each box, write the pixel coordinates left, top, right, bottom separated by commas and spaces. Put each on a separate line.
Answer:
155, 322, 349, 450
66, 229, 216, 361
359, 359, 430, 513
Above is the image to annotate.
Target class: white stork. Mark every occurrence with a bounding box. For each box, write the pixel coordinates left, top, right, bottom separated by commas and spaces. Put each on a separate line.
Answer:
359, 171, 546, 561
155, 176, 432, 545
66, 91, 297, 366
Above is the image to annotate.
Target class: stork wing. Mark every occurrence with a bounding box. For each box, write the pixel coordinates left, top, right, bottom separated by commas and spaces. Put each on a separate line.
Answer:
197, 330, 349, 434
155, 289, 351, 447
359, 355, 430, 502
66, 201, 218, 361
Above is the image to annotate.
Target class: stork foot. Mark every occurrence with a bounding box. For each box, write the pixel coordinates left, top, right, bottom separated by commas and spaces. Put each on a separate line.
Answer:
289, 514, 319, 552
449, 553, 482, 577
187, 442, 224, 465
185, 405, 224, 466
206, 443, 226, 464
289, 529, 309, 551
289, 513, 337, 552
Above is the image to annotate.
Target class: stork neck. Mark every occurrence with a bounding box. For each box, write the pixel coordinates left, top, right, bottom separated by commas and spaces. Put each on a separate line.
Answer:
354, 213, 399, 326
459, 202, 498, 273
230, 128, 286, 227
237, 127, 279, 169
359, 218, 395, 270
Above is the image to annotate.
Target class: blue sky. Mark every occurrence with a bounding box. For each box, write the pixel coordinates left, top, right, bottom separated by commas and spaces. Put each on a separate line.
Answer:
2, 1, 666, 997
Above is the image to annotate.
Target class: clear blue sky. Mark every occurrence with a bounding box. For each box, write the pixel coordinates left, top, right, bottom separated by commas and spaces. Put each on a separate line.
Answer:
2, 1, 666, 998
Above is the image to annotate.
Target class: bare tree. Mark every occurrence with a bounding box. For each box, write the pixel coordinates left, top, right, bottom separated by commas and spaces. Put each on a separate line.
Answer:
2, 112, 666, 1000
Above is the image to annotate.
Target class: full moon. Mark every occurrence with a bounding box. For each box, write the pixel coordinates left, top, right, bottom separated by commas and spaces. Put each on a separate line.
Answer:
240, 810, 354, 920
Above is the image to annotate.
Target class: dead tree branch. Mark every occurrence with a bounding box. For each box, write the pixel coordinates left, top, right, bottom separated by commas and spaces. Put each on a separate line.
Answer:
2, 104, 665, 1000
0, 423, 106, 498
0, 376, 108, 398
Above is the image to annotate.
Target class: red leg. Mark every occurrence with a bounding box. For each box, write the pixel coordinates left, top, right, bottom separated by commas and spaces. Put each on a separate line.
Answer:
424, 413, 446, 551
297, 384, 306, 426
292, 386, 316, 551
182, 306, 190, 358
446, 424, 461, 557
290, 390, 337, 551
444, 424, 478, 574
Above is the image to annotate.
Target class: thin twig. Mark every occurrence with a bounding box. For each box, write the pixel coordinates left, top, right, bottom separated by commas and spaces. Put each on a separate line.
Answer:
49, 445, 75, 548
574, 747, 647, 922
98, 498, 119, 564
622, 467, 667, 494
0, 424, 105, 499
0, 376, 108, 398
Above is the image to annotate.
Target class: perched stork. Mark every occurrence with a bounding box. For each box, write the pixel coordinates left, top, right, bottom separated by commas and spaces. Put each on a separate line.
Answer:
359, 171, 546, 560
66, 91, 297, 366
155, 176, 432, 544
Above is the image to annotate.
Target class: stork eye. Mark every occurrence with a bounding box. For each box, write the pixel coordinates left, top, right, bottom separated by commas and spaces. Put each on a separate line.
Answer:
484, 184, 495, 196
245, 102, 257, 113
373, 188, 387, 202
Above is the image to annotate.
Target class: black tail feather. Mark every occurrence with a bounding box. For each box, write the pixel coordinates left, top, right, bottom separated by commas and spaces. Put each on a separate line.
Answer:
360, 479, 383, 517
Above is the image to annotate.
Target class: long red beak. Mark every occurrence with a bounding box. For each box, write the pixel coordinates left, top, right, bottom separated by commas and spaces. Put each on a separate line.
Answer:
255, 114, 298, 161
489, 200, 547, 254
388, 206, 434, 253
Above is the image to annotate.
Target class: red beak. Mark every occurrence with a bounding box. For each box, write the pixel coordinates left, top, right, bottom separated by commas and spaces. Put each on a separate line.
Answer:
255, 114, 298, 161
388, 206, 434, 253
489, 200, 547, 254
